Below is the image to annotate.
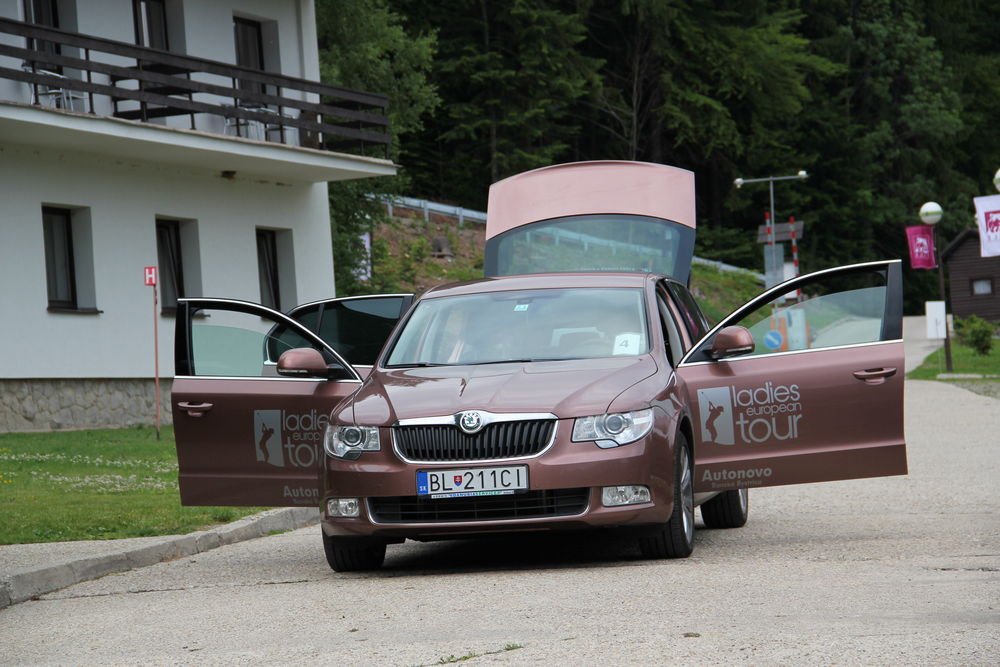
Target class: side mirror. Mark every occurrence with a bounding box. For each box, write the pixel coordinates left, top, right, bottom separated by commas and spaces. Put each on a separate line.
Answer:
708, 326, 755, 360
277, 348, 331, 378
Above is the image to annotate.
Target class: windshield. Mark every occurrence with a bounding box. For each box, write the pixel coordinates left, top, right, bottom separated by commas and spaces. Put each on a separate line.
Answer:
385, 288, 649, 367
484, 214, 695, 283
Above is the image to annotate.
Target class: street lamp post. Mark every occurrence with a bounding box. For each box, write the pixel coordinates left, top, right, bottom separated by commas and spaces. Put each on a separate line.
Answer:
919, 201, 953, 372
734, 170, 809, 282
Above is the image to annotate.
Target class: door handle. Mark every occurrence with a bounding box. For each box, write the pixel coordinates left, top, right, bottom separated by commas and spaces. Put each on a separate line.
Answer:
177, 401, 213, 417
852, 367, 897, 385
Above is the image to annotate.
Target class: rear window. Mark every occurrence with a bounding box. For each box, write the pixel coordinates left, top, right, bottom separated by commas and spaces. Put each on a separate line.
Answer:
485, 214, 695, 284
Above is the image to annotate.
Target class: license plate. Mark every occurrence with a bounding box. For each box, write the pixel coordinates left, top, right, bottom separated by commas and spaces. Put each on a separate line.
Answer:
417, 466, 528, 499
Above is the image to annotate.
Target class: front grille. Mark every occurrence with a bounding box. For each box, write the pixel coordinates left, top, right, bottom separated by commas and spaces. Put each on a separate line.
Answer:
368, 488, 589, 523
393, 420, 555, 462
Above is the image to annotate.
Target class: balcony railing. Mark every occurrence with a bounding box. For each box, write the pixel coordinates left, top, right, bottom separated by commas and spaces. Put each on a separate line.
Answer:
0, 17, 390, 158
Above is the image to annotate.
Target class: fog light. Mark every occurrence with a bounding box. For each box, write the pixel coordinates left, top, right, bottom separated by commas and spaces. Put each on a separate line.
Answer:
326, 497, 361, 518
602, 485, 651, 507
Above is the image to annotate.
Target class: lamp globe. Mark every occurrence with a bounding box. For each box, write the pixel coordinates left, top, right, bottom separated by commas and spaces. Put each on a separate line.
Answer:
919, 201, 943, 225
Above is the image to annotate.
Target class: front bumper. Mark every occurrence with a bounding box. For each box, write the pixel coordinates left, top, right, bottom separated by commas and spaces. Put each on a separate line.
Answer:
321, 422, 674, 540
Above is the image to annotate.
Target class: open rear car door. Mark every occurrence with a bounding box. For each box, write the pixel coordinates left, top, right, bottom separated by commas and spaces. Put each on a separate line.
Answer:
172, 296, 404, 506
676, 260, 907, 492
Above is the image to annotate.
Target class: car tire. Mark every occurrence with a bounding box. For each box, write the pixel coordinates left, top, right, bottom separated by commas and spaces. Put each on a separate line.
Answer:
322, 531, 386, 572
700, 487, 749, 529
639, 432, 694, 559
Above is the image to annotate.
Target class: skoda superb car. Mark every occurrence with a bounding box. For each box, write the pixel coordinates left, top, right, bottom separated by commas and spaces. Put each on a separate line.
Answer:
171, 161, 907, 571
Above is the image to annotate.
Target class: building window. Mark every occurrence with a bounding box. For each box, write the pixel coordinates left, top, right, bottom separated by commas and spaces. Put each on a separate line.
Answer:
257, 229, 280, 310
234, 17, 264, 96
133, 0, 169, 50
25, 0, 61, 67
156, 219, 184, 311
971, 278, 994, 297
42, 206, 76, 309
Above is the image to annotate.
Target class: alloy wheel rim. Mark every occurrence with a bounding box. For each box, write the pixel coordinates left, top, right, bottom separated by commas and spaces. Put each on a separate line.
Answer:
680, 446, 693, 541
738, 487, 748, 514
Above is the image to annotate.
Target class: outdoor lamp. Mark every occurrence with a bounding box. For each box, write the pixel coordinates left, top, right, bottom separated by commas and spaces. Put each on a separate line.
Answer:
919, 201, 943, 225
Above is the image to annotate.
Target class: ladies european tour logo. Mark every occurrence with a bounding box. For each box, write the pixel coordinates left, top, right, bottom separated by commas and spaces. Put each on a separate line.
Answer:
697, 387, 734, 445
252, 409, 328, 468
698, 382, 804, 446
253, 410, 285, 466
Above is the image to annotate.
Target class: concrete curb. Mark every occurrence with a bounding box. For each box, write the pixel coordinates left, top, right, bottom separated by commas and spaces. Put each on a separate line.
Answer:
0, 507, 319, 610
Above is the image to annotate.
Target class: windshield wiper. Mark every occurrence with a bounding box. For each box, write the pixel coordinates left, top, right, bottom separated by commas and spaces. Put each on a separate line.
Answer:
467, 358, 567, 365
386, 362, 449, 368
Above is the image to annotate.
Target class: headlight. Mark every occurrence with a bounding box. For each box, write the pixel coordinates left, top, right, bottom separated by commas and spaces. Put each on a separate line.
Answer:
572, 408, 654, 448
324, 425, 380, 459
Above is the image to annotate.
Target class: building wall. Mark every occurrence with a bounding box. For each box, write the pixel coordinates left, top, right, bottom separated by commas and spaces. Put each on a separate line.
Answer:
0, 1, 378, 433
0, 144, 336, 381
0, 378, 174, 432
947, 236, 1000, 322
0, 0, 318, 136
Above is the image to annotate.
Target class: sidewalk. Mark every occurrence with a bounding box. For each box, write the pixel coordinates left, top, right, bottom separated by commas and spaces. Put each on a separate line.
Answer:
0, 507, 318, 610
902, 315, 944, 372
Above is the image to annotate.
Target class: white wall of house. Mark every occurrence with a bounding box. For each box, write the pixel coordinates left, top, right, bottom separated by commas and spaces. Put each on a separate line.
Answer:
0, 1, 395, 431
0, 144, 336, 379
0, 0, 319, 131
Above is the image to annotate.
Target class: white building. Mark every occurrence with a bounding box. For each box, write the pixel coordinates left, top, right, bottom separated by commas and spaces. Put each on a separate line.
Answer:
0, 0, 396, 431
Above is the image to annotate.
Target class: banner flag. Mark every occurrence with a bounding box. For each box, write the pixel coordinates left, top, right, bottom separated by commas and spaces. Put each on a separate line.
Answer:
973, 194, 1000, 258
905, 225, 937, 269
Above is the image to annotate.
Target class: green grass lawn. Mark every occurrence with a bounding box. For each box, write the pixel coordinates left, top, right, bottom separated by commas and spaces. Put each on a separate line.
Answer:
689, 263, 764, 325
908, 339, 1000, 380
0, 426, 261, 545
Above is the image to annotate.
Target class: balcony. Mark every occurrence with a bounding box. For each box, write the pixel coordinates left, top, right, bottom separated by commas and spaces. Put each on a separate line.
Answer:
0, 17, 393, 182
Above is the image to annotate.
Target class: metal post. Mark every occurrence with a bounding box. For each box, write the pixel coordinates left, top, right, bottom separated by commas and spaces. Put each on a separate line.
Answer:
789, 215, 801, 299
85, 48, 95, 113
734, 171, 808, 268
935, 228, 953, 372
153, 280, 161, 440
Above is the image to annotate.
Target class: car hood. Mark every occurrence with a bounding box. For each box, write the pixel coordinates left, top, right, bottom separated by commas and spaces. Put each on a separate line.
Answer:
350, 356, 659, 424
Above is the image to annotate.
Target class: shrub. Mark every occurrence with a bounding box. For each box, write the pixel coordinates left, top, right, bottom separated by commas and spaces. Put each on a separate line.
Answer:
955, 315, 995, 356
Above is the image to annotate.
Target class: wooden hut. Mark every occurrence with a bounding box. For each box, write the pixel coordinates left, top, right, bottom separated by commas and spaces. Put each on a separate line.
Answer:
942, 229, 1000, 321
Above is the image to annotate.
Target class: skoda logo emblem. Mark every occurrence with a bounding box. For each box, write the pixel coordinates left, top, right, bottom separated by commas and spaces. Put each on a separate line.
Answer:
458, 411, 484, 434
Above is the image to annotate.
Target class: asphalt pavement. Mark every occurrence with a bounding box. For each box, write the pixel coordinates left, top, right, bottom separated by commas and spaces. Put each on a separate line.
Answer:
0, 378, 996, 665
2, 316, 996, 665
0, 314, 944, 610
902, 315, 944, 373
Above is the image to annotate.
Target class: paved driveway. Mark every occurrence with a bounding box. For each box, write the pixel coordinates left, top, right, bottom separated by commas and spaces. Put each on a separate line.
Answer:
0, 380, 996, 665
903, 315, 944, 372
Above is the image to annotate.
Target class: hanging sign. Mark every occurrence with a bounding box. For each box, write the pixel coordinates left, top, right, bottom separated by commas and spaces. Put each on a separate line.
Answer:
905, 226, 937, 269
973, 194, 1000, 258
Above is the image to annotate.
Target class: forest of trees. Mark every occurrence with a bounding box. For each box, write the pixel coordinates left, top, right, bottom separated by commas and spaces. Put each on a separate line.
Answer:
316, 0, 1000, 311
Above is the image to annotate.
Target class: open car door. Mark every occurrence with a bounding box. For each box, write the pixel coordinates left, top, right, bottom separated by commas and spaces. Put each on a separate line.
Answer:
286, 294, 413, 373
172, 296, 402, 507
676, 260, 906, 493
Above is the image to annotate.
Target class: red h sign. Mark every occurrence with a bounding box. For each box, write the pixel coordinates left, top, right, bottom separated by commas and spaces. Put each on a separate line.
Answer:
144, 266, 158, 286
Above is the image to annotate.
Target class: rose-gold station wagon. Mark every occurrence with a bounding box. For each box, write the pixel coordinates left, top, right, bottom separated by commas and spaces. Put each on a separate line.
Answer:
172, 161, 907, 571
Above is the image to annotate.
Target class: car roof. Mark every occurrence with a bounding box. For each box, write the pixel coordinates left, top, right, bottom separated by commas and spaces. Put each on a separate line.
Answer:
421, 272, 658, 299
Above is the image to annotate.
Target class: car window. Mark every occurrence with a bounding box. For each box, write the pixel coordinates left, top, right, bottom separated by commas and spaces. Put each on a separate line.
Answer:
728, 270, 887, 357
486, 214, 696, 284
664, 281, 709, 340
386, 288, 649, 366
313, 297, 407, 366
289, 305, 320, 333
656, 293, 684, 368
190, 307, 327, 377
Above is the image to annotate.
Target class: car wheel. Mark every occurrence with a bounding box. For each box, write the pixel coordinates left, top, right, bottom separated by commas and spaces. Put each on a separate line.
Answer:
639, 432, 694, 559
700, 487, 749, 529
322, 531, 386, 572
